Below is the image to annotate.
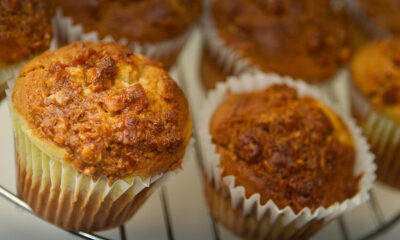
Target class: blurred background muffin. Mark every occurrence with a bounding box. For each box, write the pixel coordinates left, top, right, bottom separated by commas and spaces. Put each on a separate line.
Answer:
10, 41, 192, 231
199, 72, 375, 240
201, 0, 366, 90
53, 0, 202, 69
347, 0, 400, 37
350, 38, 400, 189
0, 0, 53, 92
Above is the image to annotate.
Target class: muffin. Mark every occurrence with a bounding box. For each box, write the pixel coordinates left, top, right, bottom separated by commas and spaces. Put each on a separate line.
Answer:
9, 41, 192, 231
53, 0, 202, 69
347, 0, 400, 37
0, 0, 53, 93
350, 38, 400, 189
199, 72, 375, 239
201, 0, 366, 90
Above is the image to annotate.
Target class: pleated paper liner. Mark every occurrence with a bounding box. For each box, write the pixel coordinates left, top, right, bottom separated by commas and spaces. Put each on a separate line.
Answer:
201, 0, 351, 102
198, 72, 376, 239
54, 8, 195, 69
6, 79, 194, 232
350, 80, 400, 189
203, 175, 325, 240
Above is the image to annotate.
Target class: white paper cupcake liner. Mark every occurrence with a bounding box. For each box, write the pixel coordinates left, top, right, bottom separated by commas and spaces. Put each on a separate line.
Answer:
198, 71, 376, 233
344, 0, 392, 38
349, 80, 400, 188
54, 8, 195, 64
6, 68, 194, 231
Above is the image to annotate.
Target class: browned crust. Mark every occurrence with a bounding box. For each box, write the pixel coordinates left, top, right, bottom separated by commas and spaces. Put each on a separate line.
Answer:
210, 0, 359, 82
12, 41, 192, 182
357, 0, 400, 34
203, 175, 325, 240
210, 84, 360, 213
0, 0, 53, 66
53, 0, 201, 43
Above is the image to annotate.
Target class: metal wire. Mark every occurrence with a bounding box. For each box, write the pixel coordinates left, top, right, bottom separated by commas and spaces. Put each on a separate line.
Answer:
338, 216, 350, 240
176, 60, 221, 240
0, 185, 112, 240
0, 185, 31, 213
367, 189, 385, 225
159, 186, 174, 240
67, 231, 112, 240
356, 189, 400, 240
358, 212, 400, 240
119, 225, 127, 240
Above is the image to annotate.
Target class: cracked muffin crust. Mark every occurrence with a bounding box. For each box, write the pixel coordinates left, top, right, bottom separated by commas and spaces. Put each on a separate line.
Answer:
53, 0, 202, 43
12, 41, 192, 182
210, 84, 360, 213
0, 0, 53, 66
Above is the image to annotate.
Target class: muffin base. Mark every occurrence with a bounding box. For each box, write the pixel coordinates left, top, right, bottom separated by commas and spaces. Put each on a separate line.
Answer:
203, 175, 325, 240
16, 153, 160, 232
350, 83, 400, 189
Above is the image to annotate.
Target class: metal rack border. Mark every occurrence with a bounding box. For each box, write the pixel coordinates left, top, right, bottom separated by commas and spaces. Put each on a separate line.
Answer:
0, 33, 400, 240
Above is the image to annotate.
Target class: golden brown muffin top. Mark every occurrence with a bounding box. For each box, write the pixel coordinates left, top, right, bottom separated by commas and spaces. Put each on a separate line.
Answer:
0, 0, 53, 66
210, 84, 360, 213
211, 0, 355, 82
357, 0, 400, 34
54, 0, 201, 43
351, 38, 400, 123
12, 42, 192, 182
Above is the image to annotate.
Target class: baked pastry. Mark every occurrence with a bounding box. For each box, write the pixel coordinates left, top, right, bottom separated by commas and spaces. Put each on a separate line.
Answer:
199, 72, 375, 239
201, 0, 365, 90
0, 0, 53, 92
210, 85, 359, 212
53, 0, 202, 69
10, 41, 192, 231
353, 0, 400, 36
350, 38, 400, 188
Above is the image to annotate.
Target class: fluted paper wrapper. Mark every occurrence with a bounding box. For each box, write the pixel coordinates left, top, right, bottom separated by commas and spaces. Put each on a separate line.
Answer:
198, 72, 376, 239
202, 2, 347, 99
6, 78, 194, 232
54, 8, 194, 69
350, 80, 400, 189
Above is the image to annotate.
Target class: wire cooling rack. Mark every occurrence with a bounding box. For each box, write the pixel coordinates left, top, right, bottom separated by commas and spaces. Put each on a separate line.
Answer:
1, 30, 400, 240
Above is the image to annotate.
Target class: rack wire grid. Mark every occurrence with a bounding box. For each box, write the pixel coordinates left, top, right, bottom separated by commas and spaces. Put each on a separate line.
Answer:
1, 29, 400, 240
